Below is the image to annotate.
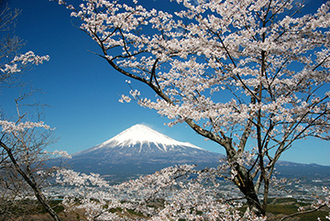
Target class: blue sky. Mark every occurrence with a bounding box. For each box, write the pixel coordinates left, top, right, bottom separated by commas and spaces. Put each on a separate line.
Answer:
3, 0, 330, 166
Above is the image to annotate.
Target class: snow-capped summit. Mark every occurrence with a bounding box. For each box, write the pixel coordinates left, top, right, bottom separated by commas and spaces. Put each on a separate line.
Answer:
70, 124, 222, 182
94, 124, 202, 151
73, 123, 219, 159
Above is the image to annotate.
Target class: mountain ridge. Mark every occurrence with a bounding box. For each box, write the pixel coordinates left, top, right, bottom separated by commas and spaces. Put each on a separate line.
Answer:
65, 124, 330, 183
73, 124, 207, 157
67, 124, 222, 183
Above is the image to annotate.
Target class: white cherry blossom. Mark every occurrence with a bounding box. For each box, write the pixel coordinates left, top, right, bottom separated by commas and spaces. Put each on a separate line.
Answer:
54, 0, 330, 217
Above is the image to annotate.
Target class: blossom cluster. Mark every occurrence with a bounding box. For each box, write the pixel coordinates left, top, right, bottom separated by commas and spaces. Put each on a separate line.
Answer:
0, 51, 49, 75
60, 0, 330, 150
0, 120, 50, 133
56, 165, 267, 221
53, 0, 330, 219
313, 187, 330, 220
43, 150, 72, 159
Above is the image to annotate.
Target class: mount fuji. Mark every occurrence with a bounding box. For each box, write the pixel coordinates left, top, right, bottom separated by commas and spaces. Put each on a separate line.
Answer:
68, 124, 222, 182
58, 124, 330, 184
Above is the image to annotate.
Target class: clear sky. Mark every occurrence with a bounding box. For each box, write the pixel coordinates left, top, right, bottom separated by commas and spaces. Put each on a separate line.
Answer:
3, 0, 330, 166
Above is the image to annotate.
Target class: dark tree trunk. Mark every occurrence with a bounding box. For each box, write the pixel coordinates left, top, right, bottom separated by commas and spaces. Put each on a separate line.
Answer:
234, 163, 264, 216
0, 141, 61, 221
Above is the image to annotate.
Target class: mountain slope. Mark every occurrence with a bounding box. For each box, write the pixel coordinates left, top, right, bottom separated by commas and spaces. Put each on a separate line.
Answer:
67, 124, 330, 184
87, 124, 202, 151
73, 124, 206, 160
69, 124, 222, 182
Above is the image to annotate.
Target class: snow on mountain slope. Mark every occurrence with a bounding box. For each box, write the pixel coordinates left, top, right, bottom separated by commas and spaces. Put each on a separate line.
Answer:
71, 124, 222, 169
68, 124, 223, 181
88, 124, 202, 152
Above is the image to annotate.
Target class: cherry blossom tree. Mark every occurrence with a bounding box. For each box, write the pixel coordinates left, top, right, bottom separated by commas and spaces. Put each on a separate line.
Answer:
0, 1, 45, 89
54, 0, 330, 217
0, 67, 64, 220
0, 55, 66, 220
56, 165, 267, 221
0, 4, 66, 220
55, 164, 329, 220
0, 114, 60, 220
